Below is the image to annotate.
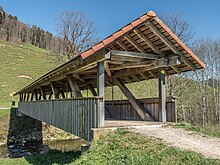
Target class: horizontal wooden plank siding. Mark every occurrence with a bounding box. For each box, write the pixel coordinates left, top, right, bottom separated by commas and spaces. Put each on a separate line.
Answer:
105, 97, 177, 122
18, 98, 102, 141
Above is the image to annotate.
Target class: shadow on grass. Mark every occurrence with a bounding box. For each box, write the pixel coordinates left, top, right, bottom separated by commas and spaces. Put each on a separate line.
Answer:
24, 149, 81, 165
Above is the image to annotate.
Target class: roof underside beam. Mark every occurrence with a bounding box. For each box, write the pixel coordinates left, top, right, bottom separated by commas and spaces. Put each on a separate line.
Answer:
146, 21, 196, 71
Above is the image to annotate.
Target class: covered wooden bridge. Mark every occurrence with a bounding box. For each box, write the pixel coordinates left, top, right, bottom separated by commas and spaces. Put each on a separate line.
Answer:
15, 11, 205, 141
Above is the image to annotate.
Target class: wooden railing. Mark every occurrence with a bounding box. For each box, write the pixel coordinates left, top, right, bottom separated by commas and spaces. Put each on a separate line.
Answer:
105, 97, 177, 122
18, 97, 103, 141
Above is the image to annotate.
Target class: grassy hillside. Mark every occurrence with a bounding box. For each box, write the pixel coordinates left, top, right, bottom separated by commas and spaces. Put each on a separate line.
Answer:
0, 41, 59, 107
0, 129, 219, 165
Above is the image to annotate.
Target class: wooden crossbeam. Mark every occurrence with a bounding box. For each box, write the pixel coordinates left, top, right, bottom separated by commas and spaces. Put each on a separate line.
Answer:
116, 40, 129, 51
114, 78, 153, 121
111, 55, 180, 79
134, 29, 164, 56
109, 60, 156, 71
66, 74, 83, 97
110, 50, 161, 59
124, 35, 145, 52
50, 82, 59, 99
146, 21, 196, 71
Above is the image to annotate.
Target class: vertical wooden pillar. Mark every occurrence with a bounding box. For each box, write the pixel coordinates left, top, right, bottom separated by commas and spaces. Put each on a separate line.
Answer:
97, 61, 105, 126
158, 68, 166, 122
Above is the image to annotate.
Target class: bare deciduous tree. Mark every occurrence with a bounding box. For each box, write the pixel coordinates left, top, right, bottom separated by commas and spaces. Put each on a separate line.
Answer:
161, 11, 196, 46
56, 11, 99, 60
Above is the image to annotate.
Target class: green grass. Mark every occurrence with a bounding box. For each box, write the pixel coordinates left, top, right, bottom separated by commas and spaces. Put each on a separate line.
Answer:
0, 110, 9, 118
174, 122, 220, 138
0, 129, 219, 165
0, 41, 59, 107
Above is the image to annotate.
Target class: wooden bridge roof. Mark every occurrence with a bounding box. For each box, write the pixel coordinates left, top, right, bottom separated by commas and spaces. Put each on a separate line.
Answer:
16, 11, 205, 95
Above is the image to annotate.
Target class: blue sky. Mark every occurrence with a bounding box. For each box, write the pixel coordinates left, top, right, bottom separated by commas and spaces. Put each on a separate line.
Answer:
1, 0, 220, 40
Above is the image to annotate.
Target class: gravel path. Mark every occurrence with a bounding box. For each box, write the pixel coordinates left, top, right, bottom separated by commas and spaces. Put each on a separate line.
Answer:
134, 125, 220, 160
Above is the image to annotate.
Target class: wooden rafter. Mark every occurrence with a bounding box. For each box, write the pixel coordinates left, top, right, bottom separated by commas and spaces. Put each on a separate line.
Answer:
124, 35, 145, 52
116, 40, 129, 51
134, 29, 163, 56
146, 21, 196, 71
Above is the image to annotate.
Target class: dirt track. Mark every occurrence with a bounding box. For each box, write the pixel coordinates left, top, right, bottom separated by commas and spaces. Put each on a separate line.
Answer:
134, 125, 220, 160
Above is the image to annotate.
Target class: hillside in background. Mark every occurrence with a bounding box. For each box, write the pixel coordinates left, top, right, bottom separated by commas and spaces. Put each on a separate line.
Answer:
0, 40, 59, 107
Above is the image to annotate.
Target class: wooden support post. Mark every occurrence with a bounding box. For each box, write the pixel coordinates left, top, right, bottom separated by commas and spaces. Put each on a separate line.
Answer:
34, 89, 38, 101
19, 94, 23, 102
26, 93, 30, 102
23, 93, 26, 102
158, 68, 166, 122
97, 61, 105, 126
48, 92, 53, 100
30, 91, 34, 101
60, 89, 65, 98
40, 87, 46, 100
114, 78, 153, 121
67, 74, 83, 97
50, 82, 59, 99
88, 84, 97, 96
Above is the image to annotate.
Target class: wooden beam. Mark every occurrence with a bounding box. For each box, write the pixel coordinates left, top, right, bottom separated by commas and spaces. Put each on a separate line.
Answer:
72, 74, 85, 83
30, 91, 34, 101
66, 74, 83, 97
23, 93, 26, 102
34, 89, 38, 101
132, 75, 140, 82
158, 68, 167, 122
26, 93, 30, 102
97, 61, 105, 126
104, 61, 112, 77
114, 78, 153, 121
109, 60, 156, 71
110, 50, 161, 59
171, 66, 182, 74
116, 40, 129, 51
88, 84, 97, 96
146, 21, 196, 71
124, 35, 145, 52
19, 94, 23, 102
140, 73, 149, 80
134, 29, 164, 56
50, 82, 59, 99
60, 89, 66, 98
40, 86, 47, 100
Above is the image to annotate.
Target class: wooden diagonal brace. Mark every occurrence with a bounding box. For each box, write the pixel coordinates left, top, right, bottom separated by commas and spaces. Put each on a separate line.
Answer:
114, 78, 153, 121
